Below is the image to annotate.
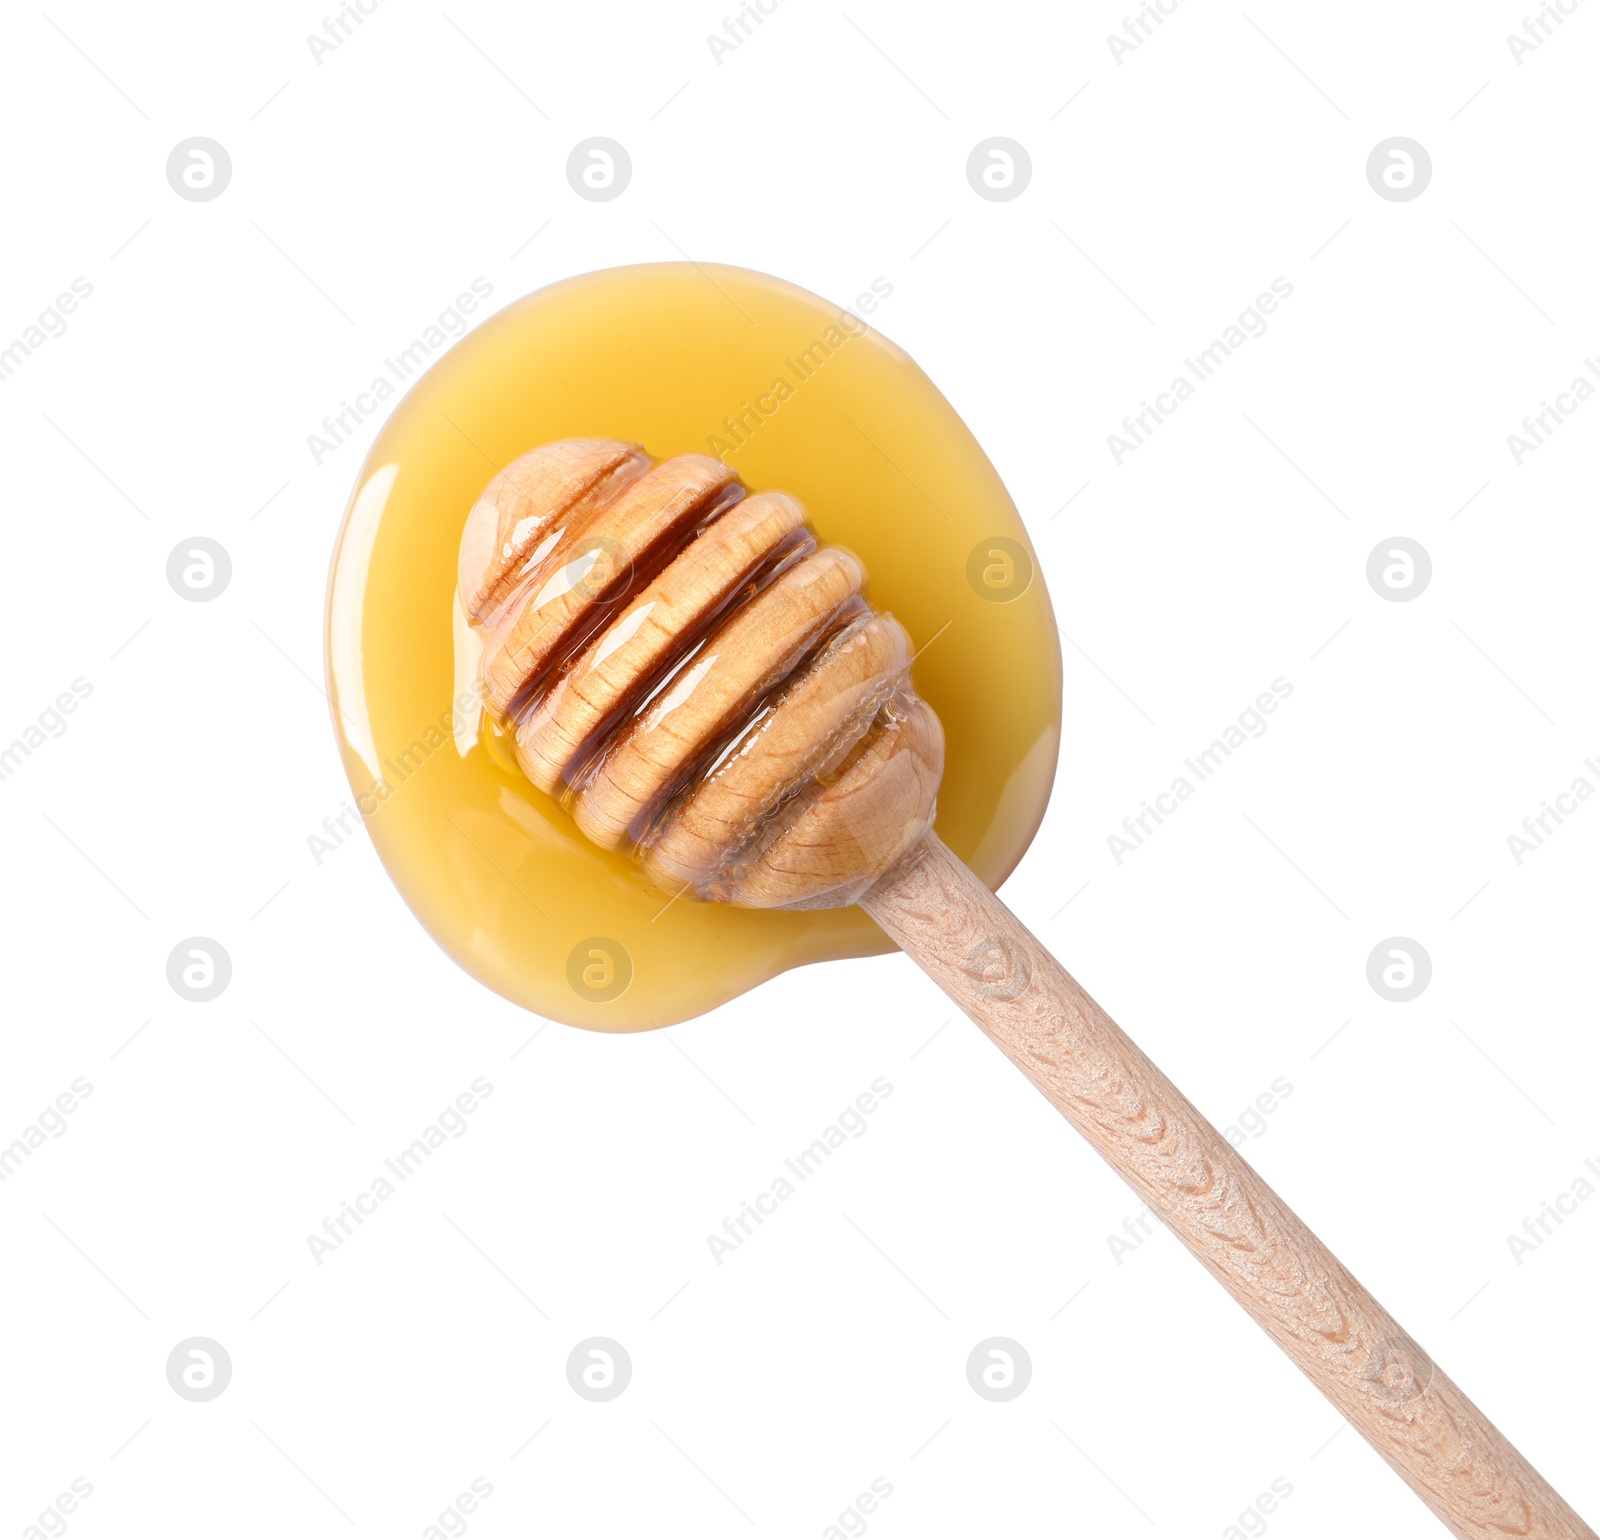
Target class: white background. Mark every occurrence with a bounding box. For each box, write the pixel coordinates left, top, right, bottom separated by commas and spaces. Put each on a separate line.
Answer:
2, 2, 1597, 1536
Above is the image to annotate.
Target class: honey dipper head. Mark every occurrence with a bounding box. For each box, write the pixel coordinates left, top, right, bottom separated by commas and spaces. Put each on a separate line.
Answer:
460, 439, 944, 910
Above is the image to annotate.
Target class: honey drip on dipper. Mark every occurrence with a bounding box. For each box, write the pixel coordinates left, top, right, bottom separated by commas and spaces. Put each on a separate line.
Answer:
459, 440, 943, 909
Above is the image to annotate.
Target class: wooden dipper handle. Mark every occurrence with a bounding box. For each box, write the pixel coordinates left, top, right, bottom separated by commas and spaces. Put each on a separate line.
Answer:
862, 833, 1595, 1540
461, 440, 1592, 1536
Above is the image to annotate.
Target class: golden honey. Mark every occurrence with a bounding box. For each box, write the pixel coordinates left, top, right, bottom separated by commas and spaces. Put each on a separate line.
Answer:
325, 263, 1061, 1029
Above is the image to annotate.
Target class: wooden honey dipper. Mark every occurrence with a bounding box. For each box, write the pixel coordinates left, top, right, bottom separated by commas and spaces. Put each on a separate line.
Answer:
460, 439, 1593, 1540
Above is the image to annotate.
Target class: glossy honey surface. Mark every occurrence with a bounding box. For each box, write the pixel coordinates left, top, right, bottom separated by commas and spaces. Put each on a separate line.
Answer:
325, 263, 1061, 1029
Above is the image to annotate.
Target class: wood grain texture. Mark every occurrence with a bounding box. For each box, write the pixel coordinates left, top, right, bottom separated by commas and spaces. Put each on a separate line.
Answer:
573, 544, 866, 850
458, 439, 647, 624
481, 453, 736, 714
515, 491, 810, 795
461, 441, 943, 907
862, 832, 1595, 1540
644, 612, 914, 895
715, 688, 943, 908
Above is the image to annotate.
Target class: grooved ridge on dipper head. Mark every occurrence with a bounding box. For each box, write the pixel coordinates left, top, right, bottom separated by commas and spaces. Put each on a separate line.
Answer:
458, 439, 944, 909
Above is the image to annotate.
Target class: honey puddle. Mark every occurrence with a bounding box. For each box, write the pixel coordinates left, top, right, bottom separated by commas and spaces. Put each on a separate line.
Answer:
325, 263, 1060, 1029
